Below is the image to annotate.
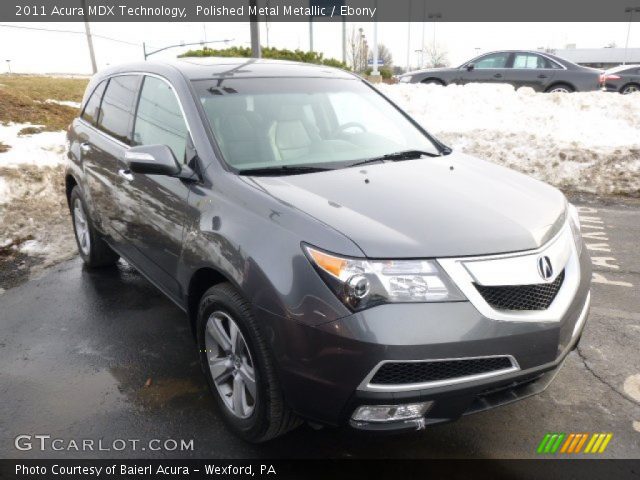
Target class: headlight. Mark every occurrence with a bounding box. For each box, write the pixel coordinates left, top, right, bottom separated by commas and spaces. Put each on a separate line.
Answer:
304, 245, 466, 311
567, 203, 583, 256
399, 75, 412, 83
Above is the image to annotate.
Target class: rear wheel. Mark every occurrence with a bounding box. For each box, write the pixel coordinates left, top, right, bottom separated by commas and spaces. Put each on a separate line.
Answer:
69, 186, 119, 268
197, 283, 301, 442
621, 83, 640, 95
546, 83, 574, 93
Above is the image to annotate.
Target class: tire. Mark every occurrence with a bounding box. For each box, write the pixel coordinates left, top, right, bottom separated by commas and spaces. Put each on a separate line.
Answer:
621, 83, 640, 95
197, 283, 301, 442
421, 78, 445, 86
545, 83, 574, 93
69, 186, 119, 268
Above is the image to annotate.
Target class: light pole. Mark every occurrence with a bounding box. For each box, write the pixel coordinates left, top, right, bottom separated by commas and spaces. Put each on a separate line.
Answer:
428, 12, 442, 48
406, 0, 412, 73
5, 60, 11, 74
371, 0, 379, 78
624, 7, 640, 65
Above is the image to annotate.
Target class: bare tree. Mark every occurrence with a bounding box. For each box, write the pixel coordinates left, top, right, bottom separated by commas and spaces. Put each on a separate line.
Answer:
348, 26, 368, 73
368, 43, 393, 68
423, 42, 449, 68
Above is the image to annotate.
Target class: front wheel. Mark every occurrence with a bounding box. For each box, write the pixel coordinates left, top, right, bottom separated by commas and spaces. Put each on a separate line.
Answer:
69, 186, 119, 268
197, 283, 301, 442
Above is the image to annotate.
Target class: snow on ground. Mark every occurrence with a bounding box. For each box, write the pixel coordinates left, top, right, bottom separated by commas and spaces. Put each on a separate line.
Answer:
379, 83, 640, 196
42, 99, 82, 109
0, 123, 75, 282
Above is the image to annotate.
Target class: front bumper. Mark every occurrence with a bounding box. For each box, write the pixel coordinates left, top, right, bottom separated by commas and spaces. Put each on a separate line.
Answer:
257, 245, 591, 430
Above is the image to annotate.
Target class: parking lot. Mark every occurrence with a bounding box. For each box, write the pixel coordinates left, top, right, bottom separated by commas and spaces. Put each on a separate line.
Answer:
1, 194, 639, 459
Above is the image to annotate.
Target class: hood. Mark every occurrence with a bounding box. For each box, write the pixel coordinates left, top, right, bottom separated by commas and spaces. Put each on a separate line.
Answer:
245, 153, 567, 258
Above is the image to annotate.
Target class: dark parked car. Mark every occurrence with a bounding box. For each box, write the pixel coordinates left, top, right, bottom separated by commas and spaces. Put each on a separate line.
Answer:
66, 58, 591, 441
400, 50, 601, 92
600, 64, 640, 94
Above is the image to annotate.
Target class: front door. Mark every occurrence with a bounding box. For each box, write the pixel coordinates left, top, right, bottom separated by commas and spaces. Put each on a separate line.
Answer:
457, 52, 512, 85
114, 75, 192, 300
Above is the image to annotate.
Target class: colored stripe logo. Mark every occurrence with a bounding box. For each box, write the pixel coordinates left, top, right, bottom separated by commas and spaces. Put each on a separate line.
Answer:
537, 433, 612, 454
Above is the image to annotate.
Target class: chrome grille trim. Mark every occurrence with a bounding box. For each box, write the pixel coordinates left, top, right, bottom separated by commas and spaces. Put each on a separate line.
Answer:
438, 221, 580, 323
358, 355, 520, 392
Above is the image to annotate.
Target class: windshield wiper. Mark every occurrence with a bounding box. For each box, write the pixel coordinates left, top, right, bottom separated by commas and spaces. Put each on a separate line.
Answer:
237, 165, 333, 176
348, 149, 439, 168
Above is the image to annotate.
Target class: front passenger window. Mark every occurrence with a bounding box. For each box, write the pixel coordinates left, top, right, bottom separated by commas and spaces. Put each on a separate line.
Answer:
133, 76, 188, 163
474, 53, 510, 69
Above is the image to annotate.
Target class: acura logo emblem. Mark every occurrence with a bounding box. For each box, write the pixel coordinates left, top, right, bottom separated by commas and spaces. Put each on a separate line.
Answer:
537, 256, 553, 281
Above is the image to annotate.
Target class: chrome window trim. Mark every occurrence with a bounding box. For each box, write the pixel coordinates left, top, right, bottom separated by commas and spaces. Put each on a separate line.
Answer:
358, 355, 520, 392
438, 221, 580, 323
78, 71, 195, 161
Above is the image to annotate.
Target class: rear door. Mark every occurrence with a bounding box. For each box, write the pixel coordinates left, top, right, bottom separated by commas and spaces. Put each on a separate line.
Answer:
459, 52, 512, 85
92, 75, 142, 241
114, 75, 192, 300
507, 52, 559, 90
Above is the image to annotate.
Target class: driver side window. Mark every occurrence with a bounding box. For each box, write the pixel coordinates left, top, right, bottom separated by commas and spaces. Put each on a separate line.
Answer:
474, 53, 510, 69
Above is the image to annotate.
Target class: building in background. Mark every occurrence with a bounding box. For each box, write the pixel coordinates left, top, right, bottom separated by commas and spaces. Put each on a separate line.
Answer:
554, 47, 640, 69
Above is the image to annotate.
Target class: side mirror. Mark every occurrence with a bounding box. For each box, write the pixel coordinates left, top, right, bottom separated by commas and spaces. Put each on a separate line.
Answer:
124, 145, 181, 176
466, 63, 475, 72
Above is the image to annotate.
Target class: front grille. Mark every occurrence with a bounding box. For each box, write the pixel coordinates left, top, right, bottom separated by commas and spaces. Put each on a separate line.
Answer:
474, 270, 565, 311
370, 357, 514, 385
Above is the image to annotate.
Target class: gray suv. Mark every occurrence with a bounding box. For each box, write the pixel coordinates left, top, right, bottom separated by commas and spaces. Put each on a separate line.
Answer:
65, 58, 591, 442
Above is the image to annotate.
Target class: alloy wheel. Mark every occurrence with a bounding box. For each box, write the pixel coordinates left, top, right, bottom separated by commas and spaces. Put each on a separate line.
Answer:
622, 85, 639, 95
205, 311, 257, 419
549, 87, 570, 93
73, 198, 91, 256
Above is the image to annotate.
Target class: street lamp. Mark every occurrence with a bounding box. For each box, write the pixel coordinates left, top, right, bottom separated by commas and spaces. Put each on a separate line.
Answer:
624, 7, 640, 65
5, 60, 10, 74
427, 12, 442, 48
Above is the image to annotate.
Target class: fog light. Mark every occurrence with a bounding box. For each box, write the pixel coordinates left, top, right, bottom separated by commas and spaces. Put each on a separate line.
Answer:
351, 402, 432, 423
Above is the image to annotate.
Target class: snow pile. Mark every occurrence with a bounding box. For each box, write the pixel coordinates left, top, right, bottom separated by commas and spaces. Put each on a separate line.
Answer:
0, 123, 67, 167
0, 123, 76, 278
379, 83, 640, 196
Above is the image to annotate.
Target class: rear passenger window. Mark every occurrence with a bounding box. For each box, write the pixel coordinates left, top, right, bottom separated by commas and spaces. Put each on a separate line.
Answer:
81, 80, 106, 125
97, 75, 140, 144
133, 76, 188, 162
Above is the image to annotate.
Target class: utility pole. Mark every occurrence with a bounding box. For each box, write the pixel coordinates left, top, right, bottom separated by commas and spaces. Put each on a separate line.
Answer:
342, 19, 347, 64
420, 2, 426, 68
81, 0, 97, 74
623, 7, 640, 65
5, 60, 11, 74
250, 0, 261, 58
406, 0, 412, 72
309, 19, 314, 52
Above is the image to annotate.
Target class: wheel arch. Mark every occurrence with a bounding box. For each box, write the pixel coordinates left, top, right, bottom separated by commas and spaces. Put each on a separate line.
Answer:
186, 266, 235, 337
420, 77, 446, 86
545, 81, 575, 93
65, 173, 78, 207
620, 82, 640, 93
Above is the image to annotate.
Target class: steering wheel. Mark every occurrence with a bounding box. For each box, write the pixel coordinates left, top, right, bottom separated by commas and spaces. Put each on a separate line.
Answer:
333, 122, 367, 136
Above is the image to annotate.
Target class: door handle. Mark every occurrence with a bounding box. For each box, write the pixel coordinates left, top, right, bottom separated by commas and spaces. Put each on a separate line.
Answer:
118, 169, 134, 181
80, 142, 91, 154
493, 73, 503, 78
538, 74, 548, 79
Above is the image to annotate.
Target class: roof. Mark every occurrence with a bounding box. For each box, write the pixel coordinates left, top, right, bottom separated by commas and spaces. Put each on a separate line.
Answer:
102, 57, 354, 80
554, 48, 640, 63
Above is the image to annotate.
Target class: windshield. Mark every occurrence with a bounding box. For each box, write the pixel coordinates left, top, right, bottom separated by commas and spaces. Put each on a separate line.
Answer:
191, 77, 441, 172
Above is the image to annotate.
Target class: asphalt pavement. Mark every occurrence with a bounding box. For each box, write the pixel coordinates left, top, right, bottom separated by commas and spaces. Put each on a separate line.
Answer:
1, 194, 639, 459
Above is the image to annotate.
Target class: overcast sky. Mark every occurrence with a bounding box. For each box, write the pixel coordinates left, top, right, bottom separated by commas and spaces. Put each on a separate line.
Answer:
0, 21, 636, 74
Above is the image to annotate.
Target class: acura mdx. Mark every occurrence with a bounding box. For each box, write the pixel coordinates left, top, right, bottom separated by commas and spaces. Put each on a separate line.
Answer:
65, 58, 591, 441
